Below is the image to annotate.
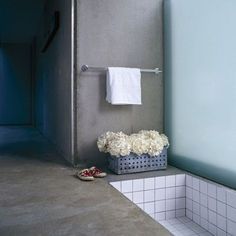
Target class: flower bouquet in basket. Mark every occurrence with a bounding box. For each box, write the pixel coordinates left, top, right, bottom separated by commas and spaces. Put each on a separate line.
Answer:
97, 130, 169, 174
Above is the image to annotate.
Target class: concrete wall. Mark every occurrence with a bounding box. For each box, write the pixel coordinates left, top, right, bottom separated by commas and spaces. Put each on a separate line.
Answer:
35, 0, 74, 163
0, 43, 32, 125
76, 0, 164, 165
164, 0, 236, 189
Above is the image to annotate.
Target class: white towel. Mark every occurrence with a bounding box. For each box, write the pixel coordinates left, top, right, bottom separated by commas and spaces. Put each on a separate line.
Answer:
106, 67, 142, 105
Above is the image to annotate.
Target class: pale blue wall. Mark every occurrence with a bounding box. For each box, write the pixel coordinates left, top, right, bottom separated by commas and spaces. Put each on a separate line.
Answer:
164, 0, 236, 189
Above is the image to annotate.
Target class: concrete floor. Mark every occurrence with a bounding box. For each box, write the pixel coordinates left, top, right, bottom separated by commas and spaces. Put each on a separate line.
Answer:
0, 127, 171, 236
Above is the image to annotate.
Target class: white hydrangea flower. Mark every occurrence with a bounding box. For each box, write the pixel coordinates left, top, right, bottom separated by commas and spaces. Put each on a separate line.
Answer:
130, 135, 149, 155
148, 139, 164, 156
97, 137, 107, 152
139, 130, 160, 139
108, 137, 131, 157
97, 130, 169, 157
97, 131, 117, 153
161, 134, 169, 148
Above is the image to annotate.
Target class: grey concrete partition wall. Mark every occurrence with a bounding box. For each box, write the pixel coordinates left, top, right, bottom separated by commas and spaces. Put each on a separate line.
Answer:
76, 0, 164, 165
35, 0, 74, 164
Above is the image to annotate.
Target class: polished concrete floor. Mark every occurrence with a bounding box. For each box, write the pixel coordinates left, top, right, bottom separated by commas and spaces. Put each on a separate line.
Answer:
0, 127, 74, 235
0, 127, 171, 236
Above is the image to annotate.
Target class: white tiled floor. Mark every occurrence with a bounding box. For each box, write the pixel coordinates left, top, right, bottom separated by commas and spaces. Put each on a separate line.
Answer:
159, 217, 212, 236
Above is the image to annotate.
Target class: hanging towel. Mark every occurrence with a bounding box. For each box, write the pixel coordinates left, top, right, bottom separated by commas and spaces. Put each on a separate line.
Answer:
106, 67, 142, 105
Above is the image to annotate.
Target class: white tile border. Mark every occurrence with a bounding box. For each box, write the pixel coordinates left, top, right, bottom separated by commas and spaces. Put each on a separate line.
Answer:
110, 172, 236, 236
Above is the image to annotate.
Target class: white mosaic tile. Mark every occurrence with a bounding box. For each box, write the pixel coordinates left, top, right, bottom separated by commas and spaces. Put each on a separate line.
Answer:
155, 176, 166, 189
111, 173, 236, 236
144, 202, 155, 214
193, 213, 200, 225
176, 198, 185, 209
217, 201, 226, 217
208, 196, 217, 212
193, 201, 200, 215
144, 190, 154, 202
155, 188, 166, 201
110, 181, 121, 191
166, 187, 176, 199
186, 209, 193, 219
186, 175, 192, 187
217, 214, 226, 231
121, 180, 132, 193
200, 218, 208, 230
186, 187, 193, 200
227, 220, 236, 236
193, 177, 200, 191
136, 203, 144, 210
186, 198, 193, 211
193, 189, 200, 203
227, 205, 236, 223
208, 183, 217, 199
155, 212, 165, 221
227, 190, 236, 209
176, 174, 185, 186
133, 179, 144, 192
155, 200, 166, 212
200, 180, 208, 195
133, 191, 143, 203
200, 193, 208, 207
208, 210, 217, 225
217, 187, 226, 203
200, 206, 208, 220
176, 209, 185, 217
166, 210, 176, 219
176, 186, 185, 198
166, 199, 176, 211
217, 228, 226, 236
124, 192, 132, 201
166, 175, 176, 187
208, 223, 217, 235
144, 178, 155, 190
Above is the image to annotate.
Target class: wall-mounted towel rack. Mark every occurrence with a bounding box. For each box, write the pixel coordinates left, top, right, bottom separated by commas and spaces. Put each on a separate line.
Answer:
81, 65, 162, 75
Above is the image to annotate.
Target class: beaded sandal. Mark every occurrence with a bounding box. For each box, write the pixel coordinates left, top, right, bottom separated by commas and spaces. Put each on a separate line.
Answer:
76, 169, 94, 181
89, 166, 107, 178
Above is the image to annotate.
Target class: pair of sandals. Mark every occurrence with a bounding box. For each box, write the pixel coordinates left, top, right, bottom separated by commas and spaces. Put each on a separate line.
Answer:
76, 166, 107, 181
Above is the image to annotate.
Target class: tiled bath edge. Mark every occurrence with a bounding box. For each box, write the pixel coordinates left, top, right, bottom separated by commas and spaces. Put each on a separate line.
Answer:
110, 172, 236, 236
186, 174, 236, 236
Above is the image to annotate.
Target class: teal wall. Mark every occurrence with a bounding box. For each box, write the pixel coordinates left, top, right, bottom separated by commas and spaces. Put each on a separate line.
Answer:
0, 44, 32, 125
164, 0, 236, 189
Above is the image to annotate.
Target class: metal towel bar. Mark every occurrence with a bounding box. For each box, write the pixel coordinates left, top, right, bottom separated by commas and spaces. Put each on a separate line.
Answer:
81, 65, 162, 75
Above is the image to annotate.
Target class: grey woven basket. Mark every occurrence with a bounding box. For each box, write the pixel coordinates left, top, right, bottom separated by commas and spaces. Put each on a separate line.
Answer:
108, 148, 167, 175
